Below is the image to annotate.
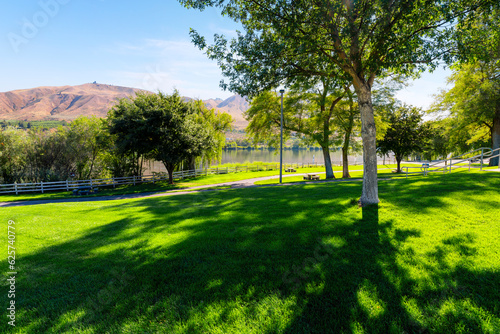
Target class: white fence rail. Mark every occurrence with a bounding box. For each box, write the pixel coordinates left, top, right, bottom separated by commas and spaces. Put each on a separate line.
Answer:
403, 147, 500, 178
0, 163, 328, 195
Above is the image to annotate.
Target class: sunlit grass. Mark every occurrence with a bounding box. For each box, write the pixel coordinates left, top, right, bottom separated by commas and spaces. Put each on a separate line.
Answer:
0, 164, 392, 203
1, 171, 499, 333
0, 168, 320, 203
254, 164, 425, 185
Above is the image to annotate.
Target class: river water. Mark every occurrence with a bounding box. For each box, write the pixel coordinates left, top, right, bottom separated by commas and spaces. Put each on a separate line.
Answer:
220, 148, 361, 165
144, 149, 394, 173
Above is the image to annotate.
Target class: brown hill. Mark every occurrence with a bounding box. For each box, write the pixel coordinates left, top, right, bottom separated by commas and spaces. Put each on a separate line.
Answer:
0, 84, 250, 130
0, 83, 143, 121
210, 95, 249, 130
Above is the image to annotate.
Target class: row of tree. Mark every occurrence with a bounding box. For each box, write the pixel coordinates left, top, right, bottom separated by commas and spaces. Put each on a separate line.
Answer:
180, 0, 499, 206
0, 91, 232, 185
243, 58, 499, 178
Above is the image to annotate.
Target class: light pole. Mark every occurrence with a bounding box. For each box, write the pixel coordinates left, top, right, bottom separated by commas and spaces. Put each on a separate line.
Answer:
279, 89, 284, 184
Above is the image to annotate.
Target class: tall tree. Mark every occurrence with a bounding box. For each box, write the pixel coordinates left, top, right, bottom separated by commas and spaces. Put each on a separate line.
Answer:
245, 79, 360, 179
180, 0, 492, 205
66, 116, 111, 180
0, 127, 28, 183
334, 88, 361, 178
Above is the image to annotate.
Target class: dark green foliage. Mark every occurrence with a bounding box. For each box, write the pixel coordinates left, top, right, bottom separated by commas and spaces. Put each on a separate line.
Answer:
378, 105, 430, 172
108, 91, 215, 184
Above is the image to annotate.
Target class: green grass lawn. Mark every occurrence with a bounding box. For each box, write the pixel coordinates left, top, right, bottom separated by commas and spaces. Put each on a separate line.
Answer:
255, 164, 423, 185
0, 164, 405, 203
1, 171, 499, 333
0, 167, 322, 203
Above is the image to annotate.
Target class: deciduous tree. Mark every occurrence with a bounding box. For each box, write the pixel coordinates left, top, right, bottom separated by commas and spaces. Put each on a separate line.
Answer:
108, 91, 215, 184
180, 0, 492, 205
377, 105, 429, 173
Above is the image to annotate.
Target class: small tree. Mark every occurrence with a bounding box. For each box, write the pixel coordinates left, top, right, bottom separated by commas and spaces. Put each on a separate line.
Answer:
66, 116, 111, 180
108, 91, 214, 184
377, 105, 429, 173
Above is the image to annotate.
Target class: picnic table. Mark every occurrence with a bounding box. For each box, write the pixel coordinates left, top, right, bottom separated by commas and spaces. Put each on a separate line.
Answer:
285, 167, 296, 172
72, 186, 98, 196
303, 173, 320, 180
421, 163, 430, 176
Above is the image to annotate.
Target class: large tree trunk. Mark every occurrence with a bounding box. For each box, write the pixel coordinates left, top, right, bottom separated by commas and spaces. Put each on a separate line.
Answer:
489, 107, 500, 166
321, 145, 335, 179
353, 82, 379, 206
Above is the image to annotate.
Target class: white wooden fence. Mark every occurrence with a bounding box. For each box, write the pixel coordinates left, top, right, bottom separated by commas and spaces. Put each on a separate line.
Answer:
0, 163, 326, 195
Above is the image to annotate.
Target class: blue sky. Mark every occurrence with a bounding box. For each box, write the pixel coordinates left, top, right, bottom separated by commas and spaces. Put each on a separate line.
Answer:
1, 0, 451, 107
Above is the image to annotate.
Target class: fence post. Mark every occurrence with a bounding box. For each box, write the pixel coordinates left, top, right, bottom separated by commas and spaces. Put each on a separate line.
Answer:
41, 181, 44, 194
15, 182, 18, 195
90, 178, 93, 188
480, 148, 484, 171
113, 177, 116, 188
133, 176, 136, 186
66, 180, 69, 191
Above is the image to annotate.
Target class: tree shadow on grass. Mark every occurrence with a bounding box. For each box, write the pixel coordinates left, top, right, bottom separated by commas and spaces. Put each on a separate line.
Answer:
378, 171, 500, 214
3, 173, 500, 333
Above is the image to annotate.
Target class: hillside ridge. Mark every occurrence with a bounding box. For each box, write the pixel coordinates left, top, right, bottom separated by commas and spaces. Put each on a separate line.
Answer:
0, 83, 249, 129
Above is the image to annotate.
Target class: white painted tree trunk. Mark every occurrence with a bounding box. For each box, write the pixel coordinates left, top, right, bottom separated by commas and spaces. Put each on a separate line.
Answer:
355, 84, 379, 206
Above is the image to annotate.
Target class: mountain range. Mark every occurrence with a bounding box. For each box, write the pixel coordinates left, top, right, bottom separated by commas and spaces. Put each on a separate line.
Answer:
0, 83, 250, 130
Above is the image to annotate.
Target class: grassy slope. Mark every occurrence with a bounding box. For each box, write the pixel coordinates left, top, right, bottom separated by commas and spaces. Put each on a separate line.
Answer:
0, 164, 412, 203
1, 171, 500, 333
0, 167, 325, 203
